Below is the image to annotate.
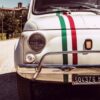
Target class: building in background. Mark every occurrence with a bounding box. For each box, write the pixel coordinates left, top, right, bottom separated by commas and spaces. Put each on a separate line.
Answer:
0, 2, 28, 39
0, 2, 28, 14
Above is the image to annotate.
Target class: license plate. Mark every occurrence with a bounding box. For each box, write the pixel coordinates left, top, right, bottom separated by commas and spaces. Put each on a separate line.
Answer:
72, 74, 100, 85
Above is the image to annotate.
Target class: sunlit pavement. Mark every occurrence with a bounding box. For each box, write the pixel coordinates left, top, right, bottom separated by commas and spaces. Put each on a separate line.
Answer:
0, 39, 19, 100
0, 39, 18, 74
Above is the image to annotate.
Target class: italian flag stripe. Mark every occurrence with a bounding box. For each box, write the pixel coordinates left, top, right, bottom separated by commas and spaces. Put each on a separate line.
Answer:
63, 13, 78, 65
56, 12, 68, 64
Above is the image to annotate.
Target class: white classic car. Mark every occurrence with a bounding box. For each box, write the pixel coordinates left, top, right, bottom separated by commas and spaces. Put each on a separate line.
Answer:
15, 0, 100, 85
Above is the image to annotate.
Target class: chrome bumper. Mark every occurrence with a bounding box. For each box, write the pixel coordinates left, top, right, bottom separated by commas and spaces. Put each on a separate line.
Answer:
17, 50, 100, 82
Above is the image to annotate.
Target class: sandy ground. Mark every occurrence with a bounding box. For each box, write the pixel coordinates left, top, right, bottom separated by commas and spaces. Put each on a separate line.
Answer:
0, 39, 19, 74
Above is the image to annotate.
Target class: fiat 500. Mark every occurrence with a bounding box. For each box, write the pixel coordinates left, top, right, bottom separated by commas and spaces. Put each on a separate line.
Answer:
15, 0, 100, 85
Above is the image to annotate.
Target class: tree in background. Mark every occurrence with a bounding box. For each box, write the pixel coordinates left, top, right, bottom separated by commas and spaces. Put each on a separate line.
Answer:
3, 13, 15, 39
0, 9, 28, 39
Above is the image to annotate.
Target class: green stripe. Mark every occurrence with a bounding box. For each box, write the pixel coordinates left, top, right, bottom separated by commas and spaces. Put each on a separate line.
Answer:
63, 74, 68, 83
56, 13, 68, 64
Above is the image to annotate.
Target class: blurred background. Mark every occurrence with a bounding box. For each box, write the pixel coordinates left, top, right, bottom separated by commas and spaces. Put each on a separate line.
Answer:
0, 0, 30, 40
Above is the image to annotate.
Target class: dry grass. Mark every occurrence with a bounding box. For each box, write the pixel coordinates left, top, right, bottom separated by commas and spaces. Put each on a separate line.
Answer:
0, 33, 6, 40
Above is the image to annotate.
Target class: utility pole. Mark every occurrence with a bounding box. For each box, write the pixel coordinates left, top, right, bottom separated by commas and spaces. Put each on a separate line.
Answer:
20, 15, 22, 36
1, 0, 4, 40
1, 10, 4, 40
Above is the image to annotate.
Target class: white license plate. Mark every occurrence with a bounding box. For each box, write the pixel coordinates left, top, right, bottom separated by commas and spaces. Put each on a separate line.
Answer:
72, 74, 100, 85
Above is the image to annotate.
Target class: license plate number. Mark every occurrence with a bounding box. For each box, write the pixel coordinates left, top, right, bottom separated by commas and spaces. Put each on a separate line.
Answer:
72, 74, 100, 85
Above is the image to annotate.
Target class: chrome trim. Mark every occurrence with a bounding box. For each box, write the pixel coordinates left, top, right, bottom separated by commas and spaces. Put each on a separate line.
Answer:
19, 50, 100, 80
19, 64, 100, 68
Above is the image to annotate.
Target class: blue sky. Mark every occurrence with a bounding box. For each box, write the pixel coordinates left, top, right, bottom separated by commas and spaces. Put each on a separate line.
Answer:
0, 0, 30, 8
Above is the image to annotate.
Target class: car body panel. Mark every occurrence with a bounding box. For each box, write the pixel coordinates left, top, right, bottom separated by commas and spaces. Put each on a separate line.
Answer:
24, 13, 100, 31
15, 0, 100, 82
21, 29, 100, 66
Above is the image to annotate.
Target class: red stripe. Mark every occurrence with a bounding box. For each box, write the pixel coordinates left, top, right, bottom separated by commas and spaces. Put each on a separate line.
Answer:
63, 13, 78, 64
